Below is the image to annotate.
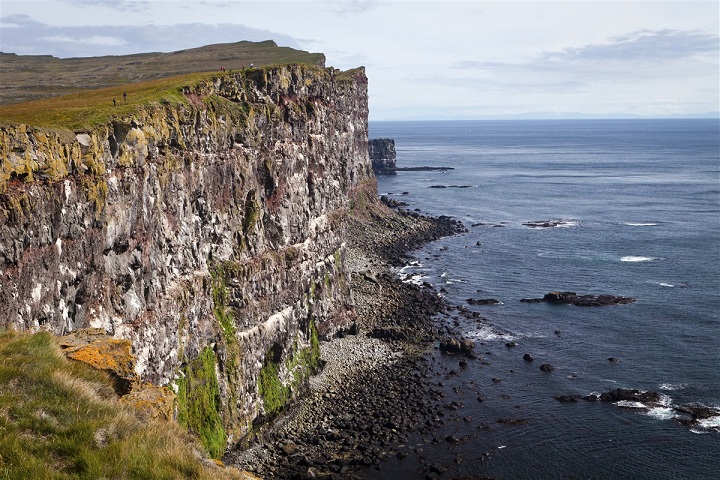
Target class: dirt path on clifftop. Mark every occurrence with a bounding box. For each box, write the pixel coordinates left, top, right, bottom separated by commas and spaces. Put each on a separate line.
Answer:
225, 205, 466, 479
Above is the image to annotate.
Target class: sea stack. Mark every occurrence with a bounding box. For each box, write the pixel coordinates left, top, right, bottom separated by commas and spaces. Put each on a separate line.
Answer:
368, 138, 397, 174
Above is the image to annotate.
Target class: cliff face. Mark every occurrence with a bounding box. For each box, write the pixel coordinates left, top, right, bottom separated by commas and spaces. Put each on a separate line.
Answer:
368, 138, 396, 173
0, 65, 371, 449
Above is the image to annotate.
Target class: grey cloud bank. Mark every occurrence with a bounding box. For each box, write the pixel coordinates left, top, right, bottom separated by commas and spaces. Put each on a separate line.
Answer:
1, 0, 718, 120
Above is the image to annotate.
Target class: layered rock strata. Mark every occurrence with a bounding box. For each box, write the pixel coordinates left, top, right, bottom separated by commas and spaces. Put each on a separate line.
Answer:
0, 64, 370, 450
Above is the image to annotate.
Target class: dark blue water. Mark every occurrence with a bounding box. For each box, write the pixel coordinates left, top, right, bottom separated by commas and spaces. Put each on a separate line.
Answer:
367, 120, 720, 479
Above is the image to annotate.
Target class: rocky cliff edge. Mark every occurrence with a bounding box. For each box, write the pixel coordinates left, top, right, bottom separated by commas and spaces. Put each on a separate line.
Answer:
0, 64, 371, 453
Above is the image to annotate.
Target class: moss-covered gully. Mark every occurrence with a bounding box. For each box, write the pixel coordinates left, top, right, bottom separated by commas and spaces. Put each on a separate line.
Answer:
0, 60, 466, 478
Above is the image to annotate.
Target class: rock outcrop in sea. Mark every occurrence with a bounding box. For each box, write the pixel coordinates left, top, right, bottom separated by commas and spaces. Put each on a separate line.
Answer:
368, 138, 396, 174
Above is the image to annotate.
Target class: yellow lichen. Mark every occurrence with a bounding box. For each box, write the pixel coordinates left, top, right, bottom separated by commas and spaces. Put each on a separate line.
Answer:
64, 338, 136, 380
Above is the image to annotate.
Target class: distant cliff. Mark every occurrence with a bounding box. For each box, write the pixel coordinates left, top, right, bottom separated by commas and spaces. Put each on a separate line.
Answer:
0, 64, 371, 452
368, 138, 396, 174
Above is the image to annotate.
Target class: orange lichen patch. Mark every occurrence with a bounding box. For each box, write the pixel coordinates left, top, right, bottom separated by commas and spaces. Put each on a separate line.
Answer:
64, 339, 136, 380
59, 328, 137, 387
120, 383, 176, 422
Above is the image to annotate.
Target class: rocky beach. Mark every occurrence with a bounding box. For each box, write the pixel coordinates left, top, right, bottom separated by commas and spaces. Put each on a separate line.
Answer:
227, 201, 476, 479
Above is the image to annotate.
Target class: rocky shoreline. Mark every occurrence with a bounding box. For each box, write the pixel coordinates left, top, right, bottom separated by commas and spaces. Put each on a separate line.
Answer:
226, 204, 469, 479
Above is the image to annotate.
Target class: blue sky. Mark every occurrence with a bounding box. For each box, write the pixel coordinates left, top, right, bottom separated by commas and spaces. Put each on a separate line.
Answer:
1, 0, 718, 120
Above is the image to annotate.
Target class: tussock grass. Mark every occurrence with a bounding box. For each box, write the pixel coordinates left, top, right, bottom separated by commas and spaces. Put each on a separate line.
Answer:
0, 330, 247, 479
0, 72, 215, 131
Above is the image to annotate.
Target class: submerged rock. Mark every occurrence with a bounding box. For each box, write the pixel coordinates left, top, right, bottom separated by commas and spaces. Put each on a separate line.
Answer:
555, 395, 580, 403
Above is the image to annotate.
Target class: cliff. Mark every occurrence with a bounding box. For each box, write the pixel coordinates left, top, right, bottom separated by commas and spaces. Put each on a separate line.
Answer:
0, 64, 371, 453
368, 138, 396, 174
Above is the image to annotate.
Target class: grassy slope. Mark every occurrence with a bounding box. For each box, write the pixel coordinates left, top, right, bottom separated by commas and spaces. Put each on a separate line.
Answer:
0, 39, 325, 106
0, 330, 248, 480
0, 71, 216, 130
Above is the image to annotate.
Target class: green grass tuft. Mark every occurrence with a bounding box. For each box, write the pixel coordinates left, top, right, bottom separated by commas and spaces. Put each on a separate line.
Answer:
0, 329, 243, 479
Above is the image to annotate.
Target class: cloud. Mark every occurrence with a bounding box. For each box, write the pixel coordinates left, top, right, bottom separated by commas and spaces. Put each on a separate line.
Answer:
538, 29, 719, 62
0, 14, 302, 57
445, 28, 719, 94
69, 0, 148, 11
42, 35, 128, 47
335, 0, 380, 14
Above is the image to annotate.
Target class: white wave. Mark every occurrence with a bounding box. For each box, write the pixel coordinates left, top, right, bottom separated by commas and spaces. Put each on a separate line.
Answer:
659, 283, 675, 288
647, 407, 677, 420
615, 400, 648, 409
400, 273, 429, 285
466, 326, 513, 342
697, 416, 720, 430
621, 256, 658, 262
557, 220, 579, 228
624, 222, 659, 226
399, 264, 424, 273
659, 383, 687, 391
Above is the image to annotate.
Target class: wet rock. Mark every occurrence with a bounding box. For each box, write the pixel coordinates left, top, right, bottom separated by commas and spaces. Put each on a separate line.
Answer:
430, 462, 448, 475
540, 363, 554, 372
466, 298, 500, 306
496, 418, 529, 425
460, 338, 475, 355
522, 353, 534, 362
555, 395, 580, 403
598, 388, 661, 403
608, 357, 621, 363
674, 404, 719, 420
439, 338, 462, 353
521, 291, 635, 306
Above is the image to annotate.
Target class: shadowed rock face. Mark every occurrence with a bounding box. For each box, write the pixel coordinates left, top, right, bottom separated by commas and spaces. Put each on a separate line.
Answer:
0, 65, 372, 444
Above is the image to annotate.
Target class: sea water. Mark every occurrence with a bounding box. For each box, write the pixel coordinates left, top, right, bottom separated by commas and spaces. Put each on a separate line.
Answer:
366, 119, 720, 479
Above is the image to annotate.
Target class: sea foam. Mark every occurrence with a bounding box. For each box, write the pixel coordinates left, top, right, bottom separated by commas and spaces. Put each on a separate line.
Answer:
621, 256, 657, 262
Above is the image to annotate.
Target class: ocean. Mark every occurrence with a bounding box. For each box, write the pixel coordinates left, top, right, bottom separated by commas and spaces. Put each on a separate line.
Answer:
365, 119, 720, 479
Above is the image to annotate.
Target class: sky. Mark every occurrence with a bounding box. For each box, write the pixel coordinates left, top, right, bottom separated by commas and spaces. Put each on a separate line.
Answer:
1, 0, 718, 120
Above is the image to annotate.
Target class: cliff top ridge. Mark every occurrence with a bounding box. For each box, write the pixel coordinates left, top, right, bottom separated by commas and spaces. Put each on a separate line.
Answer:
0, 40, 325, 106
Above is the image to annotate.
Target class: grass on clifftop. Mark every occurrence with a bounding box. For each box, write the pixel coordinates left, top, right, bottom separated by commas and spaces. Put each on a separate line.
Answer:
0, 71, 216, 131
0, 330, 246, 480
0, 40, 325, 106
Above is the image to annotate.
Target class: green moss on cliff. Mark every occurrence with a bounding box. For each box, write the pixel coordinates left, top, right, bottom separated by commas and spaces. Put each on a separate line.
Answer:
258, 345, 290, 420
210, 265, 237, 342
257, 319, 321, 421
175, 346, 227, 459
